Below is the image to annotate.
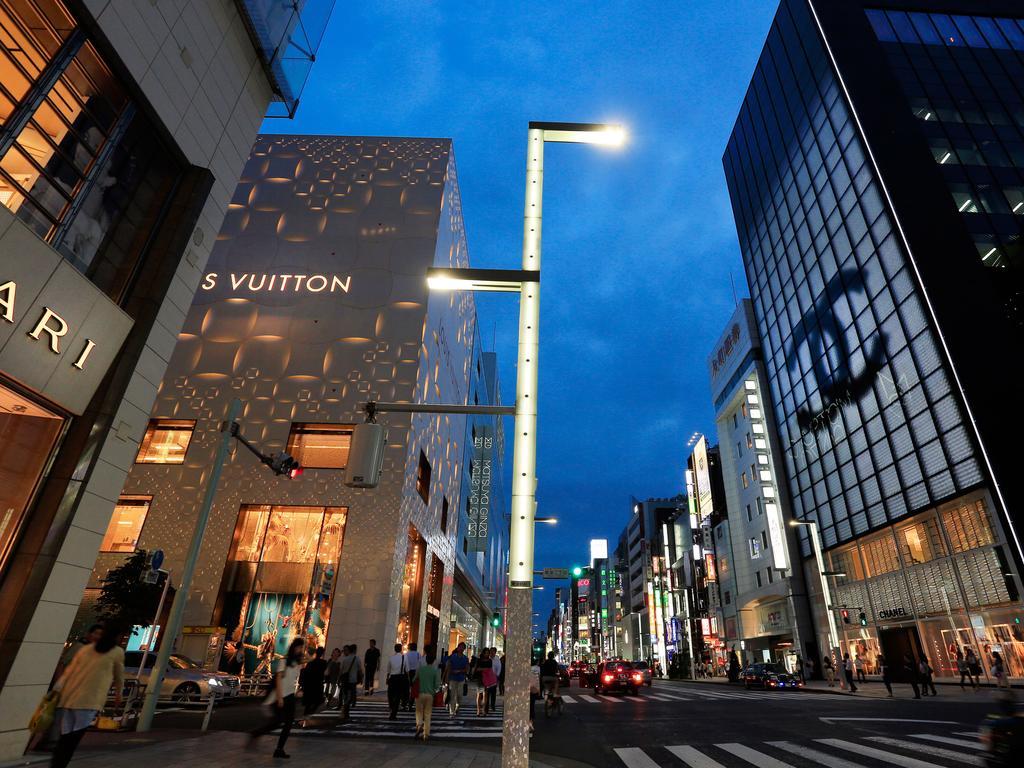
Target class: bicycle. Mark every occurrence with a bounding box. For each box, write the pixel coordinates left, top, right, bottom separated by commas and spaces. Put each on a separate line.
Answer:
542, 683, 563, 718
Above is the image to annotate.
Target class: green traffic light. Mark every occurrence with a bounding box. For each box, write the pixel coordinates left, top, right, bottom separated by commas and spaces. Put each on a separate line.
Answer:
572, 566, 583, 577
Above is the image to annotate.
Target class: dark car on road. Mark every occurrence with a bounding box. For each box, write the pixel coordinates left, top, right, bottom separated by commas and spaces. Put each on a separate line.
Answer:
558, 664, 571, 688
631, 660, 653, 687
594, 661, 643, 695
742, 662, 803, 690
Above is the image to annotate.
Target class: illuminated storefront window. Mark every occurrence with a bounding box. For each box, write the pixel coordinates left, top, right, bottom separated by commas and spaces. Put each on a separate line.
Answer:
286, 423, 352, 469
398, 525, 425, 645
0, 380, 65, 575
220, 504, 347, 674
135, 419, 194, 464
100, 496, 150, 553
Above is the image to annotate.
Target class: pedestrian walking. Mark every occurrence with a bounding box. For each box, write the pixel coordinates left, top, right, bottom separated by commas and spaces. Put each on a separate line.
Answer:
956, 649, 971, 690
404, 642, 421, 712
472, 648, 494, 715
484, 648, 499, 714
802, 656, 814, 683
843, 653, 858, 692
325, 648, 342, 706
493, 650, 504, 698
299, 646, 326, 723
992, 651, 1009, 688
965, 648, 982, 689
855, 654, 866, 683
902, 652, 921, 699
414, 648, 441, 740
364, 639, 380, 695
385, 643, 408, 720
919, 656, 937, 696
443, 642, 469, 717
878, 654, 893, 696
249, 637, 304, 759
50, 624, 125, 768
336, 646, 358, 720
823, 655, 835, 687
349, 644, 364, 708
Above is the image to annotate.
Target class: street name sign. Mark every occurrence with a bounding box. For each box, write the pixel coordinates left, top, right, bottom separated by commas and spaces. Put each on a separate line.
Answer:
542, 568, 569, 579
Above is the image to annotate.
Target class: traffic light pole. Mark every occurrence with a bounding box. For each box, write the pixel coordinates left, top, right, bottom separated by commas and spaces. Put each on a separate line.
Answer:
138, 398, 240, 731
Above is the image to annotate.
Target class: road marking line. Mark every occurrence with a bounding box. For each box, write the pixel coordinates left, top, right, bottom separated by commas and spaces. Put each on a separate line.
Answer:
908, 734, 983, 751
579, 695, 601, 703
664, 745, 726, 768
953, 731, 978, 737
598, 695, 624, 703
819, 718, 962, 725
613, 747, 661, 768
817, 738, 948, 768
645, 694, 675, 701
560, 695, 576, 703
718, 742, 796, 767
654, 694, 693, 701
866, 736, 982, 765
768, 741, 870, 768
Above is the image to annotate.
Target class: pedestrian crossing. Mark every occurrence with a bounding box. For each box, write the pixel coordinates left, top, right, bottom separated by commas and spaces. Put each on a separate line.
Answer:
290, 695, 504, 740
557, 685, 858, 704
612, 733, 983, 768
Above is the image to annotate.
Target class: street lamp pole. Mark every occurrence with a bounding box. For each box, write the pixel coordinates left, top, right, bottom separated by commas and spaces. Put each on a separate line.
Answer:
790, 520, 842, 680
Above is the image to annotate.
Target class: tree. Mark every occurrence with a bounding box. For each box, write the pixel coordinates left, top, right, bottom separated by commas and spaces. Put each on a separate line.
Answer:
96, 550, 165, 634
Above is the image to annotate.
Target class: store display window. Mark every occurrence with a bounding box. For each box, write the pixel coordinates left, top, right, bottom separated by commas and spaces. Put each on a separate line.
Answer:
286, 423, 353, 469
100, 496, 150, 553
135, 419, 194, 464
0, 381, 65, 575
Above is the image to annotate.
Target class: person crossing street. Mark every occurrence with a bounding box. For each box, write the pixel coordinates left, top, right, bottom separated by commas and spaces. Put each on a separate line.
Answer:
385, 643, 408, 720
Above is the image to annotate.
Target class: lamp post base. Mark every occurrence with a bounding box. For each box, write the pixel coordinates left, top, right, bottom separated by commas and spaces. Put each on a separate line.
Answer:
501, 586, 533, 768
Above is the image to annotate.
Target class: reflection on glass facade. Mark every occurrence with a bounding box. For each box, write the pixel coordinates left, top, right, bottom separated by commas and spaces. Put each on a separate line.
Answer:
865, 8, 1024, 324
723, 0, 984, 550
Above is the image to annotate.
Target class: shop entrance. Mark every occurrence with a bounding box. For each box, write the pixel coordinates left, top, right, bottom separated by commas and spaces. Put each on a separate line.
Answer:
879, 625, 923, 683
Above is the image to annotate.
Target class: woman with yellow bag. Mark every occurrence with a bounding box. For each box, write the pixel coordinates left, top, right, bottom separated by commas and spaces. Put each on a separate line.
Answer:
47, 625, 125, 768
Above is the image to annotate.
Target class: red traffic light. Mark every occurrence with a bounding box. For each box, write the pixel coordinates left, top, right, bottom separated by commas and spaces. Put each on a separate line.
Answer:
840, 609, 850, 624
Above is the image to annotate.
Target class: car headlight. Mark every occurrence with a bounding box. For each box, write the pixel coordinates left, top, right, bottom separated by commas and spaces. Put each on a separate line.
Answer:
207, 678, 223, 687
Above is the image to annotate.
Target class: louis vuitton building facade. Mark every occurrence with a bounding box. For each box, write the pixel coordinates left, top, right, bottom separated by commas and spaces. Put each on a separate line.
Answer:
75, 134, 499, 679
725, 0, 1024, 681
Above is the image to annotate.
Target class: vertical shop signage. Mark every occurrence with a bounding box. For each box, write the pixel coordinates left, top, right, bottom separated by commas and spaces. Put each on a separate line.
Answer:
467, 425, 493, 552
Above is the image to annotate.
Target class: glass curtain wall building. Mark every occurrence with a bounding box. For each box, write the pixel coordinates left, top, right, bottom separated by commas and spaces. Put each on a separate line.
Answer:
724, 0, 1024, 681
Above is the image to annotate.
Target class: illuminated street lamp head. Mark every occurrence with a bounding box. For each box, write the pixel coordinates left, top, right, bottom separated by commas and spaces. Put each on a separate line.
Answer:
531, 121, 627, 147
535, 516, 558, 525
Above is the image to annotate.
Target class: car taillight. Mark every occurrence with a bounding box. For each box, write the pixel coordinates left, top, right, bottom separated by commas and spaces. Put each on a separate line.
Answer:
603, 674, 613, 682
633, 673, 642, 681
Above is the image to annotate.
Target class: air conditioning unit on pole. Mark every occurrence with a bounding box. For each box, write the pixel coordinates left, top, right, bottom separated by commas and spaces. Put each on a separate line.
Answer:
344, 422, 386, 488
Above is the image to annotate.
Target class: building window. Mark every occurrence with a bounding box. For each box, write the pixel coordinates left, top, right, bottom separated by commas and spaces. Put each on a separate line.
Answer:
286, 423, 353, 469
741, 471, 749, 489
440, 496, 449, 533
724, 590, 731, 605
416, 450, 431, 503
100, 496, 150, 552
741, 402, 748, 418
733, 413, 738, 428
756, 497, 764, 516
736, 441, 742, 459
761, 530, 769, 550
746, 432, 752, 449
746, 504, 752, 522
0, 380, 65, 575
0, 0, 182, 302
135, 419, 194, 464
766, 567, 774, 584
749, 537, 761, 559
755, 570, 763, 588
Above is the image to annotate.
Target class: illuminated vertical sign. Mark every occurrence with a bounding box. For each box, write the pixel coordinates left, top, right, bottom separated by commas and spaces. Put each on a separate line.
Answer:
467, 425, 493, 552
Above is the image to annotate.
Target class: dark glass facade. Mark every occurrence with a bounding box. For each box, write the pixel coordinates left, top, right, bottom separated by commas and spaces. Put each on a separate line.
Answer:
866, 8, 1024, 321
723, 0, 982, 551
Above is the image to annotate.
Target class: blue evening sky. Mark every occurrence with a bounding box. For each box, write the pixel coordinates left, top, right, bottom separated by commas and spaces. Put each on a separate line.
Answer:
264, 1, 778, 620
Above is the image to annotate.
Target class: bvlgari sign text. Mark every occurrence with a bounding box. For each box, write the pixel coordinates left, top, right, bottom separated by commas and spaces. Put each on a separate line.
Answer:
201, 272, 352, 293
1, 280, 97, 369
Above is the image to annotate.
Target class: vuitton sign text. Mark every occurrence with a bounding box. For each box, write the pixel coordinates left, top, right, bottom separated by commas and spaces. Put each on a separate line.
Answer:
1, 280, 97, 370
201, 273, 352, 293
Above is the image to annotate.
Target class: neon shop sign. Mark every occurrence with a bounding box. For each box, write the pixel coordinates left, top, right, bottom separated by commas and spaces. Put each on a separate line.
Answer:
201, 273, 352, 293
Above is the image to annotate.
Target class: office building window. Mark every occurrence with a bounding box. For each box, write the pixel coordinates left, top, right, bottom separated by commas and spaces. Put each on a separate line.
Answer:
0, 380, 65, 575
750, 537, 761, 559
135, 419, 194, 464
100, 496, 150, 553
0, 0, 182, 302
755, 570, 763, 588
416, 450, 431, 503
746, 432, 752, 449
761, 530, 769, 549
286, 423, 353, 469
741, 471, 748, 489
440, 496, 449, 533
733, 413, 738, 428
766, 567, 774, 584
736, 441, 742, 459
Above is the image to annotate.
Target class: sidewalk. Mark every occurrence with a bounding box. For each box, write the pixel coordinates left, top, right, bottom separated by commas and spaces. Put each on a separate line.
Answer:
1, 731, 561, 768
658, 674, 1017, 699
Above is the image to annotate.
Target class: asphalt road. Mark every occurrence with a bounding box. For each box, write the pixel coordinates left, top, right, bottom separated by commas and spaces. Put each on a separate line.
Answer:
145, 679, 1003, 767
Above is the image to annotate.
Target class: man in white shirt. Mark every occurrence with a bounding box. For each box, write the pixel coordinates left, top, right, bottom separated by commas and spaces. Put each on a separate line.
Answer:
385, 644, 407, 719
403, 642, 421, 712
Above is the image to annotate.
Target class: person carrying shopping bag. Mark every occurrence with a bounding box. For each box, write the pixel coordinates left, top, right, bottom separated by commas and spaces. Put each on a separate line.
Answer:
249, 637, 304, 759
48, 625, 125, 768
414, 649, 441, 740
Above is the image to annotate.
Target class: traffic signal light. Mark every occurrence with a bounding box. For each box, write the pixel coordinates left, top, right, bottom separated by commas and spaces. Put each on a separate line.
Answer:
269, 451, 303, 478
571, 566, 583, 577
345, 422, 386, 488
840, 608, 850, 624
491, 612, 501, 628
858, 612, 867, 627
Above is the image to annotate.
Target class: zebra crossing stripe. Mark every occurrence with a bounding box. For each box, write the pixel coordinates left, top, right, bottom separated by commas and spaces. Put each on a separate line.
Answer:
598, 695, 624, 703
644, 694, 676, 701
816, 738, 946, 768
651, 693, 692, 701
579, 694, 600, 703
664, 745, 727, 768
767, 740, 870, 768
612, 747, 662, 768
718, 742, 797, 768
560, 695, 576, 703
866, 736, 983, 766
908, 734, 984, 751
953, 731, 978, 738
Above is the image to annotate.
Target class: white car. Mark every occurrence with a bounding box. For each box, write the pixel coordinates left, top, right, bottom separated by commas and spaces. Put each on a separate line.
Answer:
123, 651, 241, 703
